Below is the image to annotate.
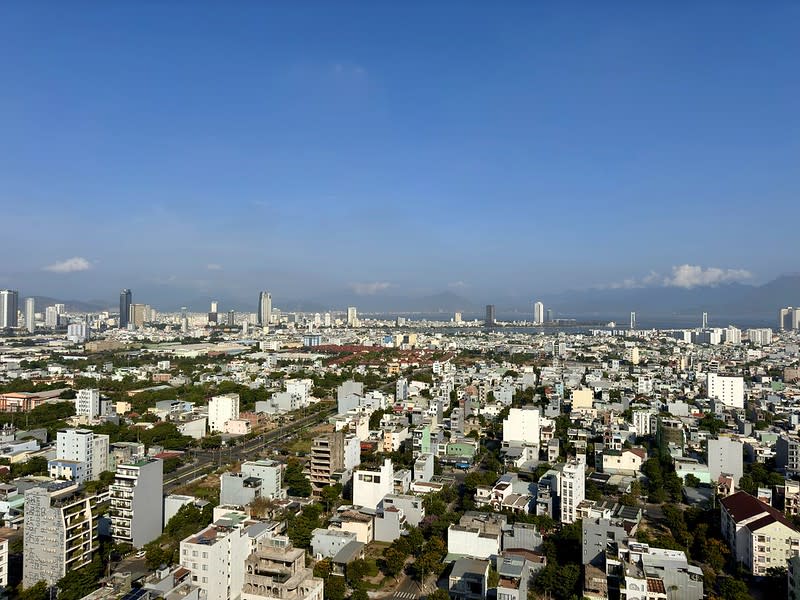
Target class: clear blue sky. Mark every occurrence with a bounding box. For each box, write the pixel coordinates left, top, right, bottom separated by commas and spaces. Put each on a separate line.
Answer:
1, 2, 798, 308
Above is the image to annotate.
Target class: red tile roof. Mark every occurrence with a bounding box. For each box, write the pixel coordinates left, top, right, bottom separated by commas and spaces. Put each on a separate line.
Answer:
720, 491, 798, 532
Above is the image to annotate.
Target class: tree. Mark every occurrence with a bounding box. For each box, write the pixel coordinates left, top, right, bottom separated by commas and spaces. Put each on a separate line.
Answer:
350, 588, 369, 600
717, 577, 750, 600
321, 484, 343, 512
285, 459, 312, 497
324, 575, 346, 600
382, 547, 407, 579
18, 582, 49, 600
487, 567, 499, 589
345, 559, 370, 589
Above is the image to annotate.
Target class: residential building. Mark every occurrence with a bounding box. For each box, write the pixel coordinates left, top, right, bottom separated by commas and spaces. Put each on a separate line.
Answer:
720, 490, 800, 576
485, 305, 496, 326
449, 557, 490, 600
23, 483, 101, 587
241, 536, 324, 600
75, 389, 106, 419
208, 393, 240, 433
533, 301, 544, 325
605, 539, 703, 600
448, 512, 506, 560
109, 458, 164, 548
347, 307, 358, 327
777, 435, 800, 476
0, 290, 18, 329
310, 528, 358, 560
221, 460, 283, 506
502, 407, 540, 447
52, 428, 110, 482
707, 436, 743, 485
257, 292, 272, 326
180, 515, 252, 600
24, 297, 35, 333
381, 494, 425, 527
353, 459, 393, 510
706, 373, 744, 409
558, 458, 586, 524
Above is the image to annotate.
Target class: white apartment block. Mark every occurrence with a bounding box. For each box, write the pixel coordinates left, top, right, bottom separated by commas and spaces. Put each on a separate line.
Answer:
75, 389, 105, 418
707, 436, 743, 485
632, 410, 654, 437
180, 519, 252, 600
502, 407, 540, 446
55, 428, 110, 482
209, 393, 240, 433
109, 458, 164, 548
353, 459, 393, 510
706, 373, 744, 409
558, 458, 586, 524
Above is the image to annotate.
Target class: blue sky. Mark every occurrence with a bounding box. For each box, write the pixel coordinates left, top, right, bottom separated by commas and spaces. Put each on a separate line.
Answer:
1, 2, 798, 309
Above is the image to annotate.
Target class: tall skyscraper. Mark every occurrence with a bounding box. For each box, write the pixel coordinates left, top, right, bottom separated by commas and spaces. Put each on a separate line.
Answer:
347, 306, 358, 327
24, 297, 35, 333
210, 300, 218, 313
258, 291, 272, 326
630, 311, 636, 329
533, 301, 544, 325
702, 312, 708, 329
227, 310, 235, 326
546, 308, 553, 323
119, 289, 132, 329
485, 304, 496, 326
0, 290, 19, 329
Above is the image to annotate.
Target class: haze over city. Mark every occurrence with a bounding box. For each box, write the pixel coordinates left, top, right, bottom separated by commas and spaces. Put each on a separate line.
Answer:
2, 3, 799, 311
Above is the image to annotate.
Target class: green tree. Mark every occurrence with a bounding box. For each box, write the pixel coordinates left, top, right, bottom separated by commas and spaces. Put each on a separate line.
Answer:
324, 576, 347, 600
717, 577, 750, 600
18, 581, 49, 600
426, 589, 450, 600
285, 459, 312, 497
381, 547, 407, 578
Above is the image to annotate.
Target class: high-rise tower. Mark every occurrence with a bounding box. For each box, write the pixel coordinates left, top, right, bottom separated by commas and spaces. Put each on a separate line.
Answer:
485, 304, 496, 326
25, 297, 35, 333
258, 291, 272, 326
0, 290, 19, 329
119, 289, 132, 329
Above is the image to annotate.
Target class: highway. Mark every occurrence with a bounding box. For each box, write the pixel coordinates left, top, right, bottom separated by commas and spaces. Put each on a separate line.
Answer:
164, 404, 337, 492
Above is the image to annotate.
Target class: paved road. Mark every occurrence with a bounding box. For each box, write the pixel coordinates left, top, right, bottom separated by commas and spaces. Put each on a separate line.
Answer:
164, 405, 336, 492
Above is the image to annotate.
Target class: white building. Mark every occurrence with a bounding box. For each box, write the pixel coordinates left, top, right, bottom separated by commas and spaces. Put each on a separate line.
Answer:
353, 459, 393, 510
747, 328, 773, 346
67, 321, 89, 343
707, 436, 743, 485
208, 393, 240, 433
533, 301, 544, 325
24, 297, 35, 333
0, 290, 18, 329
347, 307, 358, 327
180, 517, 252, 600
502, 407, 540, 446
75, 389, 105, 419
558, 458, 585, 524
632, 410, 654, 437
706, 373, 744, 409
54, 428, 109, 482
109, 458, 164, 548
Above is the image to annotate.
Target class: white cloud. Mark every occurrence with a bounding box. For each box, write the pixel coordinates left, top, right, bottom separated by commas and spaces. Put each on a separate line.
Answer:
604, 264, 752, 290
44, 257, 91, 273
207, 263, 223, 271
350, 282, 392, 295
448, 281, 468, 289
664, 264, 752, 288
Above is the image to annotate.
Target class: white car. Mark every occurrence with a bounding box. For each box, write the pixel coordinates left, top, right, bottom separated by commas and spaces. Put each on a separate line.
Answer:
135, 550, 146, 558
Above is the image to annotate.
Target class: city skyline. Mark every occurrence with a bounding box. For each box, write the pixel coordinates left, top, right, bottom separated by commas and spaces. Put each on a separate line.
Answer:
1, 3, 798, 304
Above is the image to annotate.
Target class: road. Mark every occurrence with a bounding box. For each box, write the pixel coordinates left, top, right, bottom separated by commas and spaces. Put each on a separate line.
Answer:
164, 405, 336, 492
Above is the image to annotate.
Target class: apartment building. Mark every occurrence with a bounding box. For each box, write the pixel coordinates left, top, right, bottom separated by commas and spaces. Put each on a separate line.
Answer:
353, 459, 393, 510
777, 435, 800, 476
180, 516, 252, 600
558, 458, 586, 524
23, 483, 101, 587
221, 460, 284, 506
707, 436, 743, 485
706, 373, 744, 409
720, 491, 800, 576
51, 428, 110, 483
502, 407, 540, 447
241, 536, 324, 600
208, 393, 240, 433
109, 458, 163, 548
